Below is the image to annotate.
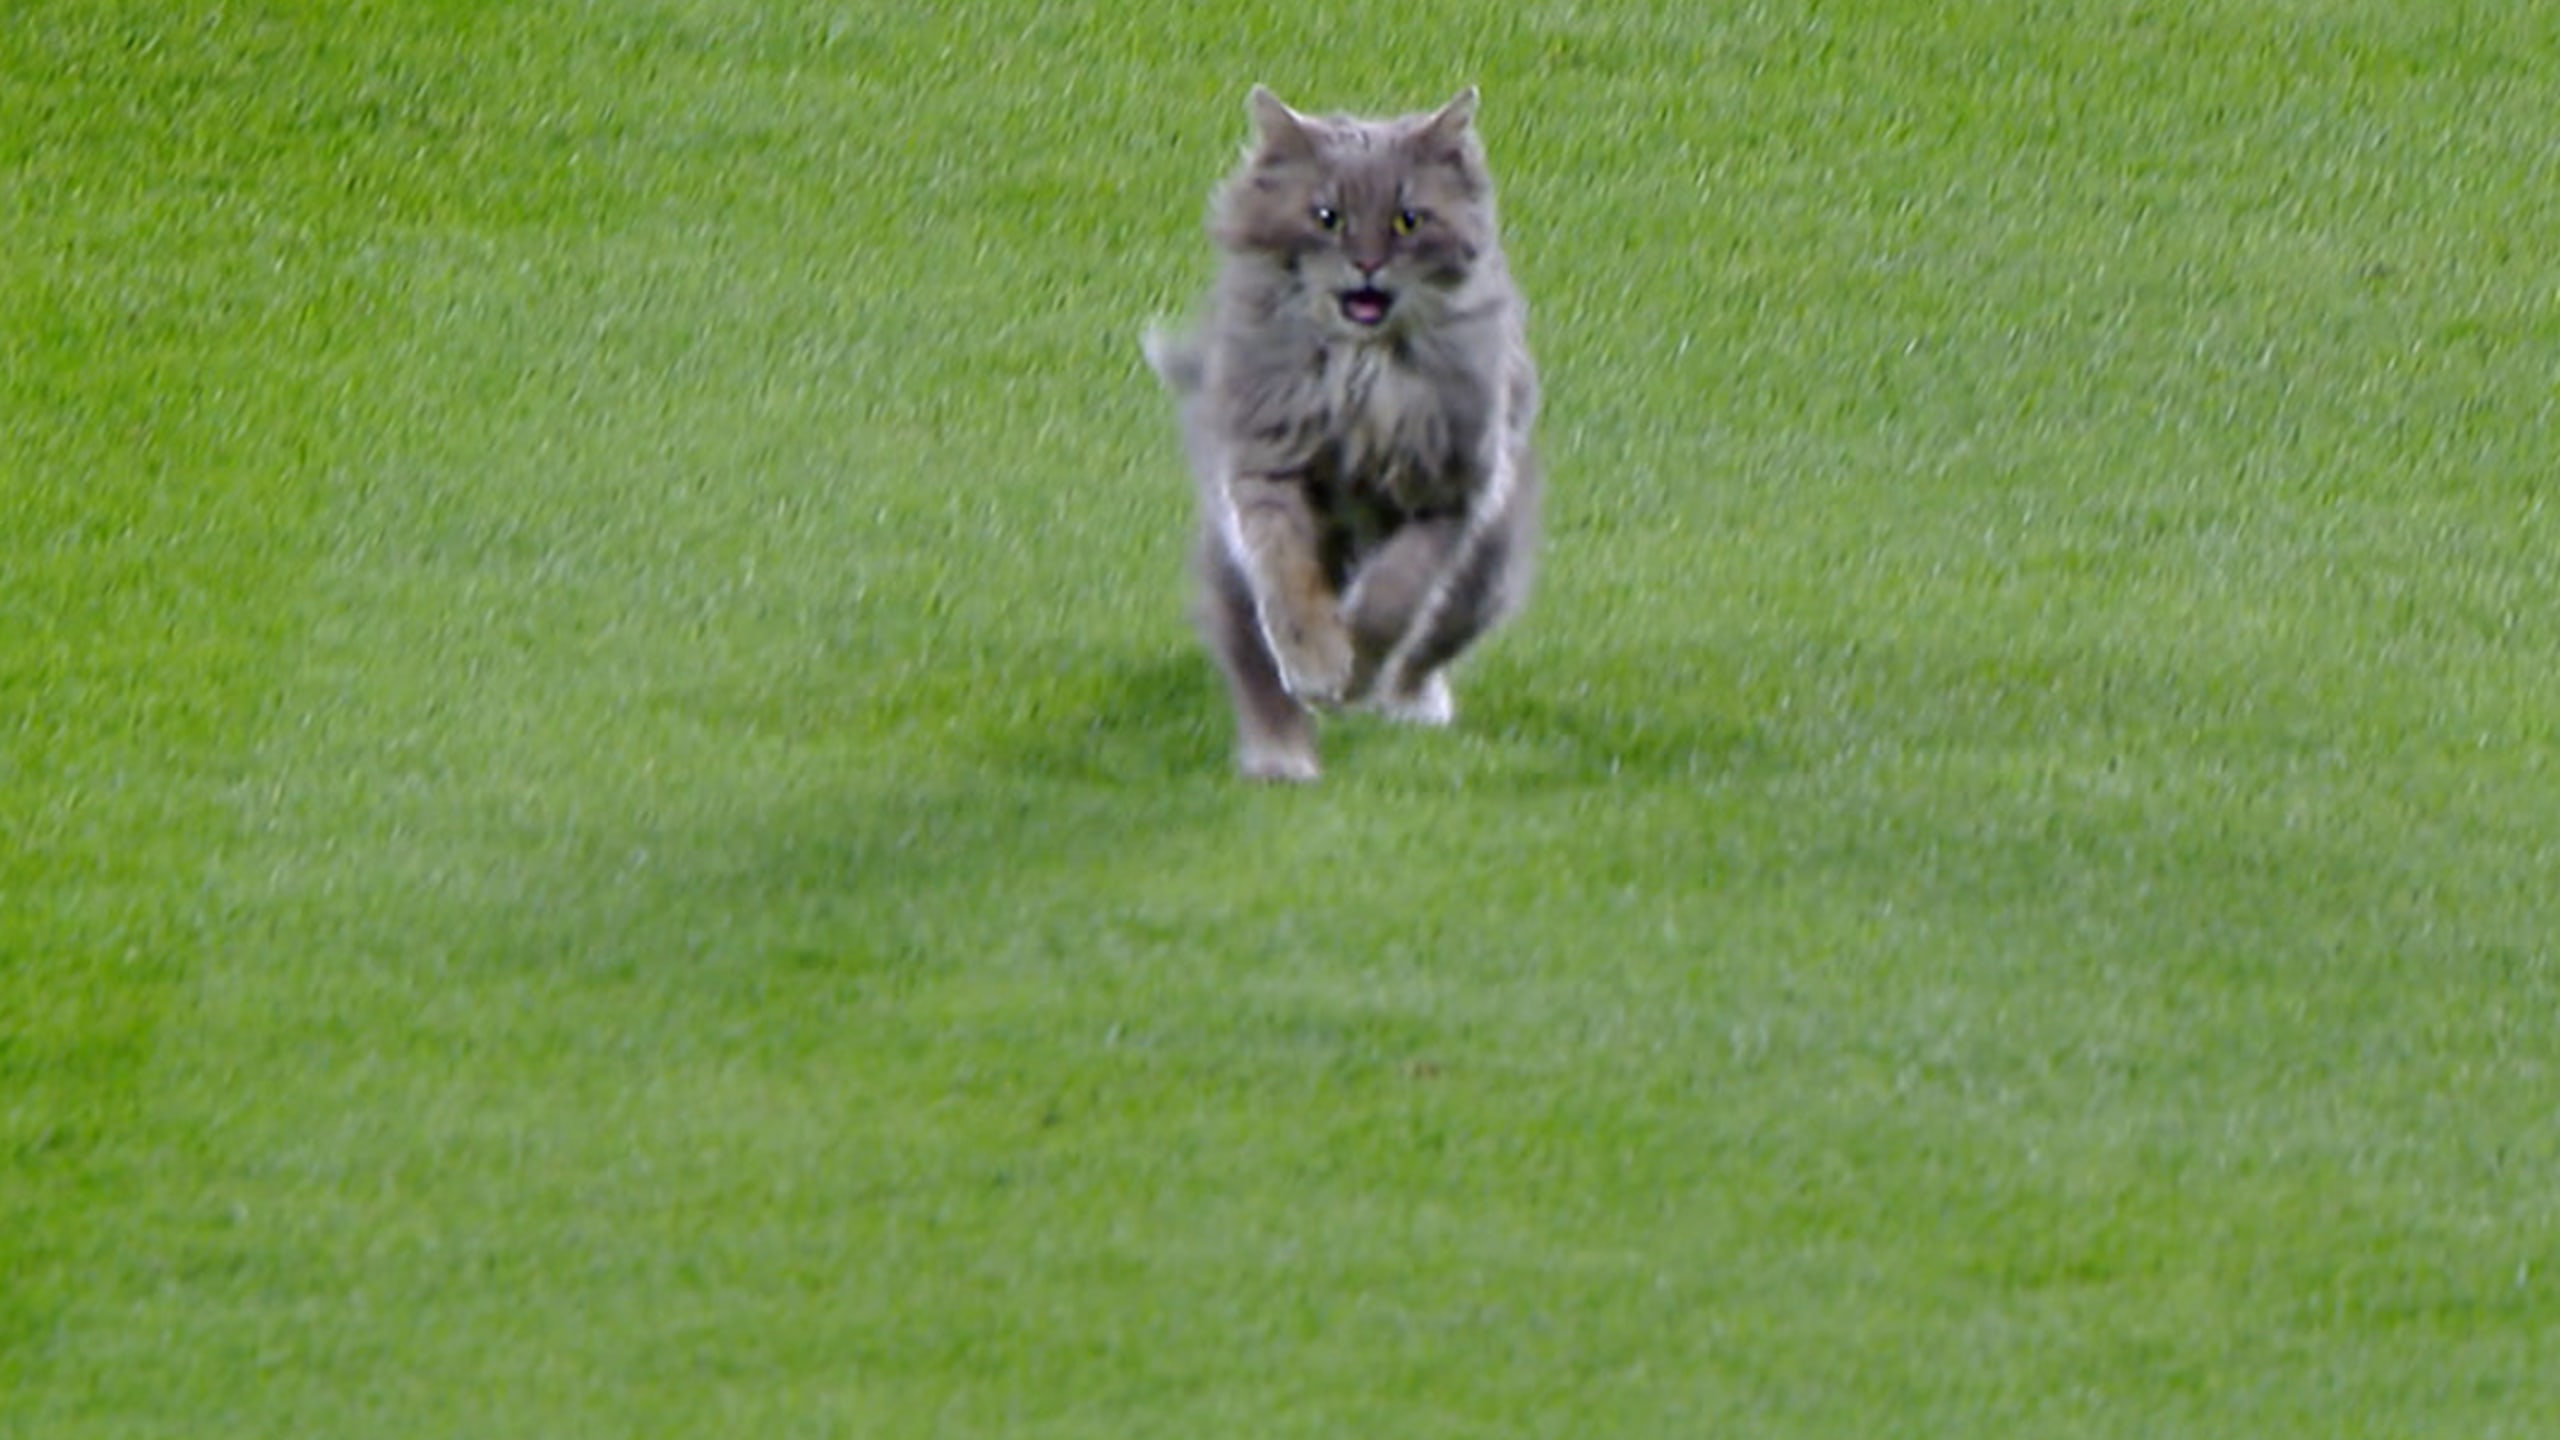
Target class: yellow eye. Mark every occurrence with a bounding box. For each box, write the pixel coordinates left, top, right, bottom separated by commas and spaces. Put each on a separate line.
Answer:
1312, 205, 1341, 230
1391, 209, 1421, 235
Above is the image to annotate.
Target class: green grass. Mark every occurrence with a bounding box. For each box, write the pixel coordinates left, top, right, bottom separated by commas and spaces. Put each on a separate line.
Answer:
7, 0, 2558, 1433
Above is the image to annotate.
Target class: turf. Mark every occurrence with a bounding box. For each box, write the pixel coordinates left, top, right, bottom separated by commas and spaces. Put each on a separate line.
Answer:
6, 0, 2557, 1434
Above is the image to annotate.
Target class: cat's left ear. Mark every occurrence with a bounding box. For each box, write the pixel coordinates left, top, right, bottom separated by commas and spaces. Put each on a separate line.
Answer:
1409, 86, 1481, 167
1427, 86, 1480, 136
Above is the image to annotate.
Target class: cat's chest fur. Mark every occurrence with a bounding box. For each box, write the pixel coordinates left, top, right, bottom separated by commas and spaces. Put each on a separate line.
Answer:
1314, 341, 1467, 514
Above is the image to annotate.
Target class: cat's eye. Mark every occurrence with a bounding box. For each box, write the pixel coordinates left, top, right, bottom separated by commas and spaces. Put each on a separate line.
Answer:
1392, 208, 1422, 235
1312, 205, 1341, 230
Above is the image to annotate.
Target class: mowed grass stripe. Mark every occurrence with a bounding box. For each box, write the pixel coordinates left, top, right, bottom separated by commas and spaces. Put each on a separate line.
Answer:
0, 3, 384, 1375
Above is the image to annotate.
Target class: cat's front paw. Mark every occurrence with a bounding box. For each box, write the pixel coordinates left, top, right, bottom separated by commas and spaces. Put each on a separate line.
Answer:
1368, 669, 1455, 727
1238, 736, 1321, 783
1267, 614, 1356, 709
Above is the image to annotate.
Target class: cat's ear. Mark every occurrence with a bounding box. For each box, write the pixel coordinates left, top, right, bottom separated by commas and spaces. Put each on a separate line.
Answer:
1246, 84, 1317, 162
1408, 86, 1482, 169
1426, 86, 1480, 137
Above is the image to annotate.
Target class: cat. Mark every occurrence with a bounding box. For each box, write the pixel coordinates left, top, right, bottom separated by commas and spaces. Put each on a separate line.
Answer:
1144, 85, 1540, 782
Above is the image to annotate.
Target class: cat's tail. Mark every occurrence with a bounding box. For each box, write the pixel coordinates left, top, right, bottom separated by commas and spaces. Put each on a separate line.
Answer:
1141, 322, 1206, 397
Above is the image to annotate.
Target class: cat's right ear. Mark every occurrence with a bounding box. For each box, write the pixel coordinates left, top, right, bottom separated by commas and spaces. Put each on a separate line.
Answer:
1246, 84, 1317, 162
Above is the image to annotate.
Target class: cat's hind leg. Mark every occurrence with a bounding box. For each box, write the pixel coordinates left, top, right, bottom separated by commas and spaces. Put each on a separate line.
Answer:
1195, 526, 1320, 781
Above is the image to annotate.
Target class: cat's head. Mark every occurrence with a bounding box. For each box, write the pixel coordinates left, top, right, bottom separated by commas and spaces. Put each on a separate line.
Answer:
1210, 86, 1497, 341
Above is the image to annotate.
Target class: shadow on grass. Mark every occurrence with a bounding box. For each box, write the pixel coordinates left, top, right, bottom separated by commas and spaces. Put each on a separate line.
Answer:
989, 645, 1777, 791
988, 648, 1229, 784
628, 647, 1249, 984
1454, 683, 1775, 790
986, 646, 1777, 791
615, 644, 1777, 990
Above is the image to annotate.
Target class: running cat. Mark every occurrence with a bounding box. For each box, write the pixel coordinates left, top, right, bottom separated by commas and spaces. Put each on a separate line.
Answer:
1145, 85, 1540, 781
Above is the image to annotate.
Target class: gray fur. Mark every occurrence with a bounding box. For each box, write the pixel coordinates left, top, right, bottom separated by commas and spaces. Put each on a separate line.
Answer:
1145, 86, 1541, 781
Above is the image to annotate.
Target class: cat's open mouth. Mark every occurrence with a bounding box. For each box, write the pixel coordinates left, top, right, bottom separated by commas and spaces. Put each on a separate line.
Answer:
1338, 287, 1395, 328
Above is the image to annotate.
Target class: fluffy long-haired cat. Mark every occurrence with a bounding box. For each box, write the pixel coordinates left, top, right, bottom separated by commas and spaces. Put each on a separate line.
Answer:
1145, 85, 1540, 782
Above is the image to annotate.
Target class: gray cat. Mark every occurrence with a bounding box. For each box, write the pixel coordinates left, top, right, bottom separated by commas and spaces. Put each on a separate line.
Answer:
1145, 85, 1541, 781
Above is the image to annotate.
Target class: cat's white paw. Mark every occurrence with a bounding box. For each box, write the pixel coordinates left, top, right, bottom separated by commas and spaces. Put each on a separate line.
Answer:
1238, 738, 1320, 783
1371, 671, 1455, 727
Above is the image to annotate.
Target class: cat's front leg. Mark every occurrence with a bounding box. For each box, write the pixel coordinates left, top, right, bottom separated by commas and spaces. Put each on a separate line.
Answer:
1344, 447, 1539, 720
1227, 472, 1355, 707
1341, 515, 1464, 715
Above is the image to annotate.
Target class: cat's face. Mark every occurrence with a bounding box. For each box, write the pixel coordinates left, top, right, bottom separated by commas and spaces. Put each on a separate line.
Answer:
1213, 87, 1495, 341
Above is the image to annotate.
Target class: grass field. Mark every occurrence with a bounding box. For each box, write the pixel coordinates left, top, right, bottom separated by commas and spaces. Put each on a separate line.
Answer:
7, 0, 2558, 1433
